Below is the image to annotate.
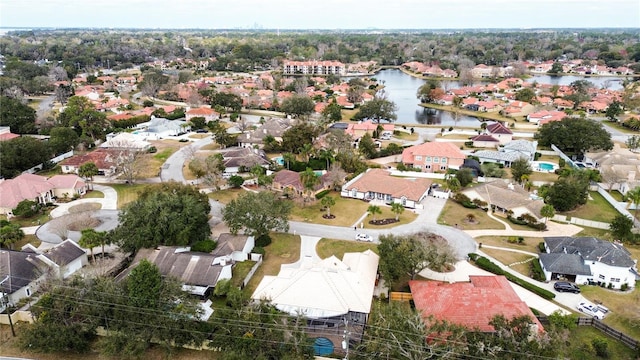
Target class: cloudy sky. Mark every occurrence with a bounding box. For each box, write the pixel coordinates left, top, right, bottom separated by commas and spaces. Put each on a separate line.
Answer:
1, 0, 639, 29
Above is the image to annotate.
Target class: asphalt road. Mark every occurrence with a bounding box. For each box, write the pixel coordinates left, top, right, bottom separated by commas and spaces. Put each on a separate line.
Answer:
160, 137, 213, 182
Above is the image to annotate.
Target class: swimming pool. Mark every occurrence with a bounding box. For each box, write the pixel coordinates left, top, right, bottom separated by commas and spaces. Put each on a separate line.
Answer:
532, 161, 558, 173
272, 156, 284, 165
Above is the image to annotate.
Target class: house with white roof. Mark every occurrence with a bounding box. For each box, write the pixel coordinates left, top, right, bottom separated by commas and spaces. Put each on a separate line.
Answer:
251, 249, 379, 326
473, 139, 538, 167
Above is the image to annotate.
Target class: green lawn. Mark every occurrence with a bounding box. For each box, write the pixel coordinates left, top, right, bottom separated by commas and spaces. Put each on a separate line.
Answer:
438, 200, 505, 230
242, 233, 300, 296
83, 190, 105, 198
289, 192, 371, 226
560, 191, 620, 223
207, 188, 244, 204
360, 206, 418, 229
2, 207, 54, 227
231, 261, 257, 288
581, 283, 640, 342
564, 326, 639, 359
316, 238, 379, 259
475, 236, 540, 254
109, 183, 150, 208
480, 248, 535, 277
153, 148, 175, 162
608, 190, 625, 202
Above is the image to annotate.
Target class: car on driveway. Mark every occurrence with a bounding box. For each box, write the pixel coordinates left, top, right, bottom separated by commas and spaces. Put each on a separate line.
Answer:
355, 233, 373, 242
554, 281, 581, 293
577, 302, 605, 320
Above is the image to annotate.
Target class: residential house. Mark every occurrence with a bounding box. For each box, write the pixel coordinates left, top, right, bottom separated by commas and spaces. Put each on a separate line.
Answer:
212, 233, 255, 263
252, 249, 379, 326
23, 240, 88, 279
461, 180, 544, 220
0, 241, 89, 306
272, 169, 334, 197
186, 106, 220, 122
401, 142, 466, 173
503, 101, 535, 117
470, 134, 500, 148
539, 237, 637, 290
222, 147, 270, 176
237, 118, 292, 149
116, 246, 232, 297
345, 120, 394, 141
60, 148, 118, 177
527, 110, 567, 126
0, 173, 55, 215
473, 139, 538, 167
341, 168, 432, 209
409, 276, 544, 333
0, 126, 19, 141
46, 174, 87, 199
470, 64, 494, 79
101, 132, 151, 151
485, 122, 513, 145
589, 145, 640, 194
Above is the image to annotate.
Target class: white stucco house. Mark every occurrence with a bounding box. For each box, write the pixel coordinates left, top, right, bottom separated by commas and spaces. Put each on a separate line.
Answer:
341, 168, 432, 209
212, 233, 255, 264
538, 237, 638, 290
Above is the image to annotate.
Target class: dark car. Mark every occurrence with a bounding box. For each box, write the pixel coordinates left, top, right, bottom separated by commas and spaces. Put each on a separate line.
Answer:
554, 281, 580, 293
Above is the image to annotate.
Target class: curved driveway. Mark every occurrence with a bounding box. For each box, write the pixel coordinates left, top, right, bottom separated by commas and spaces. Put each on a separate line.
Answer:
160, 137, 213, 182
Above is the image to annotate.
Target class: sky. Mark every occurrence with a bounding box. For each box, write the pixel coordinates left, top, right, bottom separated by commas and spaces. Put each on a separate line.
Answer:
1, 0, 639, 30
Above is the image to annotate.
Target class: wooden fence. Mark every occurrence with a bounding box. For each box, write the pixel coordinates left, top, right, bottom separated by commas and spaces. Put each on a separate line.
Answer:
389, 292, 412, 303
538, 316, 639, 350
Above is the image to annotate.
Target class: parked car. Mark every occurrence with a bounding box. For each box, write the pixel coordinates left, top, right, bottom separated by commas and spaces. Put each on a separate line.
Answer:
355, 233, 373, 242
554, 281, 581, 293
196, 129, 208, 133
577, 302, 605, 320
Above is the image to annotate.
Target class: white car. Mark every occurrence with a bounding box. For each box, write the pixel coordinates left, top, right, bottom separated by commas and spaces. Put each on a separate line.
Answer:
355, 233, 373, 242
577, 302, 606, 320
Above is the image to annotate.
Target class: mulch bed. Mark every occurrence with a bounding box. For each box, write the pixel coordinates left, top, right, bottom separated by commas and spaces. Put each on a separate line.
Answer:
368, 218, 398, 226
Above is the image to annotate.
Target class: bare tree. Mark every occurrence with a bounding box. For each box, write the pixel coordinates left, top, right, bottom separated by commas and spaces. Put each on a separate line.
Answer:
600, 167, 621, 192
326, 162, 347, 190
183, 144, 199, 161
48, 66, 68, 81
105, 139, 146, 184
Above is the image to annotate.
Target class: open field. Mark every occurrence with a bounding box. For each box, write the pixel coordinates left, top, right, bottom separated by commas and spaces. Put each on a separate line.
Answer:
316, 238, 379, 259
438, 200, 505, 230
109, 183, 150, 208
289, 192, 371, 226
207, 188, 244, 204
242, 233, 300, 296
475, 235, 540, 254
560, 191, 620, 223
566, 325, 639, 359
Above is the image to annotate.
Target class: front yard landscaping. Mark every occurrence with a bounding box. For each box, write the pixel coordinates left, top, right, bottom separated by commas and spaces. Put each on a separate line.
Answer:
110, 183, 150, 208
475, 235, 540, 253
438, 200, 505, 230
83, 190, 104, 198
242, 232, 300, 296
560, 191, 620, 223
480, 247, 536, 277
316, 238, 379, 260
207, 188, 244, 204
289, 192, 370, 226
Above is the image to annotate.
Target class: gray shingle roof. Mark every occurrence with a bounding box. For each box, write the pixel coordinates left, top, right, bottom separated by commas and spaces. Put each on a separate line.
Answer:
544, 237, 636, 268
539, 253, 592, 276
474, 150, 528, 163
0, 250, 48, 295
213, 233, 250, 257
43, 240, 85, 266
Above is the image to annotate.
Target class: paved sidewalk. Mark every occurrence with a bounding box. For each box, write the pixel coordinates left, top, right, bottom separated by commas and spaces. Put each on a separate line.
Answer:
464, 220, 583, 238
49, 184, 118, 218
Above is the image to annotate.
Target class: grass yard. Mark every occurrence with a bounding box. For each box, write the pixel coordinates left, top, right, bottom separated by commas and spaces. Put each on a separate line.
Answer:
393, 131, 419, 141
199, 142, 220, 151
564, 325, 639, 359
529, 171, 559, 183
207, 188, 244, 204
607, 190, 625, 202
2, 208, 54, 228
110, 183, 150, 208
242, 233, 300, 296
438, 200, 505, 230
134, 140, 185, 179
315, 238, 379, 259
231, 260, 257, 288
475, 236, 540, 254
189, 133, 209, 139
14, 234, 40, 250
480, 247, 535, 277
341, 109, 358, 121
581, 283, 640, 342
289, 192, 371, 226
360, 206, 418, 229
83, 190, 104, 198
575, 226, 614, 240
561, 191, 620, 223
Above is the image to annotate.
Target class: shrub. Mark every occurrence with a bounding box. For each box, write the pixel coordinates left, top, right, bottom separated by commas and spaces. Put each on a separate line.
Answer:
470, 254, 555, 300
252, 246, 265, 255
228, 175, 244, 188
315, 189, 330, 199
621, 283, 628, 291
147, 146, 157, 153
530, 259, 546, 281
255, 234, 272, 247
558, 158, 566, 167
592, 338, 610, 358
191, 239, 217, 253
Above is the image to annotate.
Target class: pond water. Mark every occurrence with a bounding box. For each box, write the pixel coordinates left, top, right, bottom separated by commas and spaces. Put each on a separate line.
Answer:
367, 69, 628, 126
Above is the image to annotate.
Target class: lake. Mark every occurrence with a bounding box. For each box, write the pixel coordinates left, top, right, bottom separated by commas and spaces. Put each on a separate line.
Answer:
370, 69, 627, 126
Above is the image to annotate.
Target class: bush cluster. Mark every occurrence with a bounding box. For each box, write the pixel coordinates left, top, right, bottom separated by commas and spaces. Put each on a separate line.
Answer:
507, 213, 547, 231
315, 189, 330, 199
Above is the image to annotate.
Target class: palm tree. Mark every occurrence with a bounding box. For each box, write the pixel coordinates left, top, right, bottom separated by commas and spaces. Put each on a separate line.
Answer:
321, 196, 336, 218
391, 202, 404, 221
540, 204, 555, 224
282, 152, 295, 170
367, 205, 382, 222
298, 143, 314, 163
78, 162, 99, 191
627, 186, 640, 220
79, 229, 102, 262
299, 168, 319, 203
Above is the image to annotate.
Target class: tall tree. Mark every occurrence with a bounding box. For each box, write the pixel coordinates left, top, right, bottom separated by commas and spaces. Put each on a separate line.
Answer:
58, 96, 110, 141
279, 94, 315, 119
391, 202, 405, 221
223, 191, 292, 238
281, 122, 320, 154
78, 229, 105, 262
78, 162, 99, 190
0, 136, 51, 179
299, 167, 320, 200
535, 117, 613, 156
358, 133, 377, 159
48, 127, 79, 155
627, 186, 640, 220
540, 204, 555, 224
511, 158, 533, 184
321, 101, 342, 123
321, 196, 336, 218
609, 214, 634, 242
352, 96, 398, 123
112, 182, 211, 253
367, 204, 382, 222
0, 220, 24, 249
0, 95, 37, 134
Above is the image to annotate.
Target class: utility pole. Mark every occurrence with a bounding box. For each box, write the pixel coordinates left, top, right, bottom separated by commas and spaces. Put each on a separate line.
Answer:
342, 317, 350, 360
0, 273, 16, 337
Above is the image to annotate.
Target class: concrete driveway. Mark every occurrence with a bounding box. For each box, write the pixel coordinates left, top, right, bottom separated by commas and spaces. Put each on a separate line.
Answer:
160, 137, 213, 183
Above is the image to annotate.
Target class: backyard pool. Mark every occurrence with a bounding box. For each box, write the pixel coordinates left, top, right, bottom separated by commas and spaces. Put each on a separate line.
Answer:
273, 156, 284, 166
532, 161, 558, 173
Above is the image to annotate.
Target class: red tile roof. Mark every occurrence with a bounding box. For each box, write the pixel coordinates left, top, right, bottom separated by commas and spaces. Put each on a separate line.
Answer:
343, 169, 431, 202
486, 122, 513, 135
401, 142, 466, 164
409, 276, 544, 333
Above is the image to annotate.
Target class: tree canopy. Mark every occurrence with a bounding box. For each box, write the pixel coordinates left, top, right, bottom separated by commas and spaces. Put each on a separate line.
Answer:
279, 94, 315, 119
352, 96, 398, 123
222, 191, 292, 238
0, 96, 37, 134
112, 182, 211, 253
534, 117, 613, 155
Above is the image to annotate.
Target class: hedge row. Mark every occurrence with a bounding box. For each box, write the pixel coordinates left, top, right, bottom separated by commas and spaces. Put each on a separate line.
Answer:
468, 253, 555, 300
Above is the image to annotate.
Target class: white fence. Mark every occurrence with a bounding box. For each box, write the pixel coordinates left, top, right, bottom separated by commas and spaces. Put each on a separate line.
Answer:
23, 150, 74, 174
552, 214, 610, 230
241, 255, 263, 289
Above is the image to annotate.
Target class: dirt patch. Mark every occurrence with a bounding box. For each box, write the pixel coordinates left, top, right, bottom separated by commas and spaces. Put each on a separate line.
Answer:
368, 218, 398, 226
67, 217, 102, 231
